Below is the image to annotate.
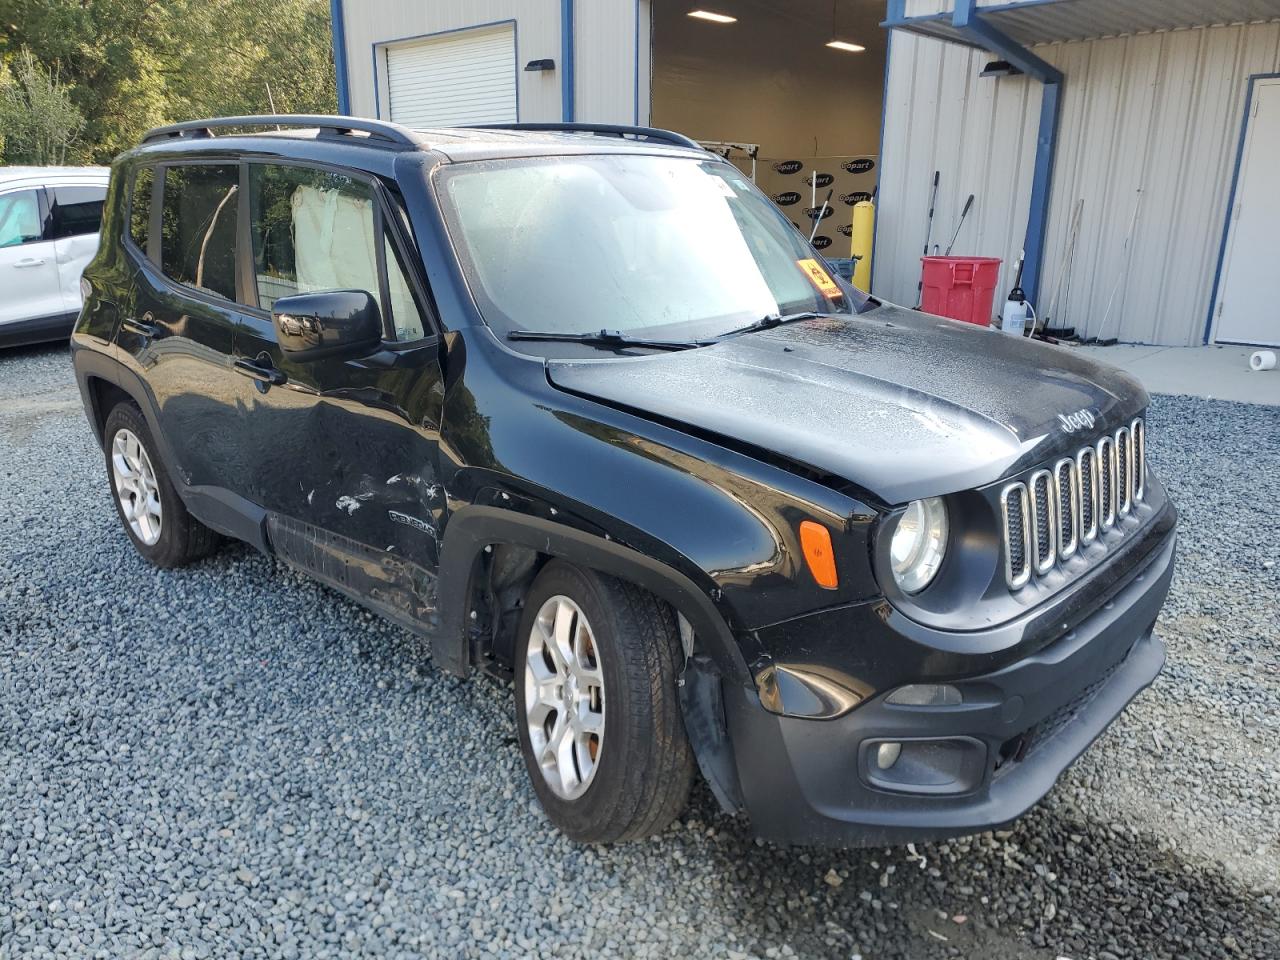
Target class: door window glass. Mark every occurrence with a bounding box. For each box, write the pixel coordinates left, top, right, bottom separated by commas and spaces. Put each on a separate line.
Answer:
160, 164, 239, 301
248, 164, 380, 313
0, 190, 42, 248
129, 167, 153, 252
48, 185, 107, 239
383, 232, 426, 340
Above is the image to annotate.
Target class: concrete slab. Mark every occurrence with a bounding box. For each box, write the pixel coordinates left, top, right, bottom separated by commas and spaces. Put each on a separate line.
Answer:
1056, 344, 1280, 406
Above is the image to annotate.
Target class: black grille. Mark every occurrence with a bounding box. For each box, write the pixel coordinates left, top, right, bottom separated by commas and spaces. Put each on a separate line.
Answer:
1133, 419, 1145, 500
1005, 487, 1026, 581
1056, 461, 1074, 550
1079, 449, 1095, 537
1032, 474, 1052, 567
1099, 439, 1114, 525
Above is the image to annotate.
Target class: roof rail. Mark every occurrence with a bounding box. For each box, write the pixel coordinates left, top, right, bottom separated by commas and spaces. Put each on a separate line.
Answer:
140, 115, 428, 149
470, 122, 704, 151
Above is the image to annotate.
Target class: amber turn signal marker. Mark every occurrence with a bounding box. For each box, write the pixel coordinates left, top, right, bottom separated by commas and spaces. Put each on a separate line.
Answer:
799, 520, 838, 589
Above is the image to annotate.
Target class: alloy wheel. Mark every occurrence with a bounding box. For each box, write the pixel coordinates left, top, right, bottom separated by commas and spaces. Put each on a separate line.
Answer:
111, 428, 163, 546
523, 594, 606, 800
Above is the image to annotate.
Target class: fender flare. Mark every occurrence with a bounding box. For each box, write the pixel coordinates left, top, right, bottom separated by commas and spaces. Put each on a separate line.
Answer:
435, 504, 751, 687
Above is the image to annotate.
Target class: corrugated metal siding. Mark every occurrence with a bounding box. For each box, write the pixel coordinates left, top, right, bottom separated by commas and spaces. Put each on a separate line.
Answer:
875, 30, 1042, 318
574, 0, 645, 123
988, 0, 1280, 47
877, 21, 1280, 345
340, 0, 639, 125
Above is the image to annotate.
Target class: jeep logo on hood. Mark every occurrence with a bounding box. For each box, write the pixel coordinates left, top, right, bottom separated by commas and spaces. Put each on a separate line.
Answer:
841, 158, 876, 174
772, 160, 804, 175
840, 191, 873, 205
804, 172, 834, 188
804, 205, 835, 220
811, 235, 833, 249
1058, 408, 1097, 433
772, 191, 802, 206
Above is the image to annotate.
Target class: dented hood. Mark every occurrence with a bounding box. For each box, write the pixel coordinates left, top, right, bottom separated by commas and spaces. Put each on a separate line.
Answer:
545, 304, 1149, 504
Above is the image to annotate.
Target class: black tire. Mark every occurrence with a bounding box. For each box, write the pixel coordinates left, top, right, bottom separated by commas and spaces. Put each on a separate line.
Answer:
514, 560, 695, 843
102, 402, 219, 568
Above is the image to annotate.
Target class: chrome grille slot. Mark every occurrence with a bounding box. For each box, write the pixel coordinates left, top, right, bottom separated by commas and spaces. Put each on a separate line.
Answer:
1002, 418, 1146, 589
1029, 470, 1056, 575
1097, 435, 1116, 531
1001, 482, 1031, 589
1055, 458, 1078, 559
1116, 426, 1131, 516
1077, 446, 1098, 543
1131, 418, 1145, 501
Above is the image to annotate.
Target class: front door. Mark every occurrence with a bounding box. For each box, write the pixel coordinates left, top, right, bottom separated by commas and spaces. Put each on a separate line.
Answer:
231, 160, 446, 624
1213, 77, 1280, 346
0, 187, 61, 327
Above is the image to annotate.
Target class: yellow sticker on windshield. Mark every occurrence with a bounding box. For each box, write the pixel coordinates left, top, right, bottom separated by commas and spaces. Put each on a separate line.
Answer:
797, 258, 841, 299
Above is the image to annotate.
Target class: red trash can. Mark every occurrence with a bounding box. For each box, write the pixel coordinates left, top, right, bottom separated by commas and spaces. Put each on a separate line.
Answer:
919, 256, 1002, 327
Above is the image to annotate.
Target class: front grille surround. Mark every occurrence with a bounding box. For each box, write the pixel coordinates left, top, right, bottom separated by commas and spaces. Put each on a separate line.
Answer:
1000, 418, 1148, 590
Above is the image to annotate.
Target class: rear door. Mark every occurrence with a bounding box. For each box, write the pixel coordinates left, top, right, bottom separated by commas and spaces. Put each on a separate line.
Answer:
46, 182, 108, 313
0, 187, 61, 326
232, 159, 446, 620
116, 160, 248, 497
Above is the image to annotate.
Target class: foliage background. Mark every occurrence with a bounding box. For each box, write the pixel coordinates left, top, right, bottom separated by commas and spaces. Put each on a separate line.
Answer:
0, 0, 336, 164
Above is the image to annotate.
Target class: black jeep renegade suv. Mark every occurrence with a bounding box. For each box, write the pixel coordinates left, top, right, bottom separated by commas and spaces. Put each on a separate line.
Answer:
71, 115, 1176, 846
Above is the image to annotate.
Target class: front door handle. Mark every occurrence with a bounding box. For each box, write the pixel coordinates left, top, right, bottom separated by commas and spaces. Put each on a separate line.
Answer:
121, 316, 160, 338
14, 258, 47, 268
234, 357, 287, 387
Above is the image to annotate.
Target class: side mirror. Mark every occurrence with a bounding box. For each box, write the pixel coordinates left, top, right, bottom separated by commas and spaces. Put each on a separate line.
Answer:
271, 290, 382, 359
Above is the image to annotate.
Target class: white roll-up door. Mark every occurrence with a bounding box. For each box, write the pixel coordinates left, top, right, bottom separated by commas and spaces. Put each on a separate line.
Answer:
385, 24, 517, 128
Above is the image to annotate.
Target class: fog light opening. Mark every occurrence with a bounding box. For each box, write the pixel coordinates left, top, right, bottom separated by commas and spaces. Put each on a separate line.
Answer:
875, 742, 902, 770
885, 683, 962, 707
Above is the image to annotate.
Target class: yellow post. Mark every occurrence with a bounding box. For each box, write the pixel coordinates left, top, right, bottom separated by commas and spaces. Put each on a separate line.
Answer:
850, 200, 875, 291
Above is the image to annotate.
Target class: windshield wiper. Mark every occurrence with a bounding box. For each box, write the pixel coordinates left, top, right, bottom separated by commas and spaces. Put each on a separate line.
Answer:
507, 329, 706, 351
713, 311, 831, 340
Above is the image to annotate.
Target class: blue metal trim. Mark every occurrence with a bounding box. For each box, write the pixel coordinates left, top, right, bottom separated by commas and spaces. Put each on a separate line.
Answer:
1203, 72, 1279, 344
869, 27, 894, 294
562, 0, 576, 122
367, 19, 520, 123
942, 0, 1062, 304
330, 0, 350, 115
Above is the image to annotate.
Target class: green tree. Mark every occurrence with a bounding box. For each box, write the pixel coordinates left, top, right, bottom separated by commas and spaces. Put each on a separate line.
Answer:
0, 47, 84, 164
0, 0, 336, 164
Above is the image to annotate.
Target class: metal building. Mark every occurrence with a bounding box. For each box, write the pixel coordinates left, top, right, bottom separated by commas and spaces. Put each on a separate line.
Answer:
331, 1, 1280, 347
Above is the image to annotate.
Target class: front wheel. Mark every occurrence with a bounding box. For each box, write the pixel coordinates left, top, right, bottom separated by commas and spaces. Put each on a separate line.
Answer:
514, 561, 695, 843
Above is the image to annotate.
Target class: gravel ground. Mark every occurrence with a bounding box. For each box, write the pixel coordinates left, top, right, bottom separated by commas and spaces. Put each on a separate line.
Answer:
1, 342, 1278, 959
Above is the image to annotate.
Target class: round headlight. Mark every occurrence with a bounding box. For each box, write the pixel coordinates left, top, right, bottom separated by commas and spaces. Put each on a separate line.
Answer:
890, 497, 949, 594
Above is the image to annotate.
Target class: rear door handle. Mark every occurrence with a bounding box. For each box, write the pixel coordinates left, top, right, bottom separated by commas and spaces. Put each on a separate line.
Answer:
234, 357, 287, 386
121, 317, 160, 338
14, 258, 47, 268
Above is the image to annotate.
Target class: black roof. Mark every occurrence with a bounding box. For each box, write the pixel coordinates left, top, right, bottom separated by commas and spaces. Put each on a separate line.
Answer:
135, 115, 708, 166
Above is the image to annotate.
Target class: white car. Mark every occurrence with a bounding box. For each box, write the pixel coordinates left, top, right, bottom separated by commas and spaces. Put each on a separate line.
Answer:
1, 166, 111, 348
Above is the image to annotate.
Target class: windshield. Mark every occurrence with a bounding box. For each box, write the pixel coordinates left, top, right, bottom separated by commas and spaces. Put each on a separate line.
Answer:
435, 154, 868, 342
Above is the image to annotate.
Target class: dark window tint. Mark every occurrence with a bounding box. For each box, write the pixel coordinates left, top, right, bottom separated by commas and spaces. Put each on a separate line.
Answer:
248, 163, 379, 313
47, 185, 106, 239
161, 164, 239, 301
0, 190, 43, 248
129, 168, 154, 251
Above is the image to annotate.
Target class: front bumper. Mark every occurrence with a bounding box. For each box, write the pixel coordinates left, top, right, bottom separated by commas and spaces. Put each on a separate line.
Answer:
725, 526, 1175, 846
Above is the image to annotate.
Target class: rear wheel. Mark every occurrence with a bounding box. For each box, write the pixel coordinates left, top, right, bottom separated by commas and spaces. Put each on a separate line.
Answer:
514, 561, 695, 843
103, 403, 219, 568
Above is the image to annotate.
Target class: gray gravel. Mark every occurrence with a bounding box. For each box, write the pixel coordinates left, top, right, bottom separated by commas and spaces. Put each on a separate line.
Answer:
1, 342, 1278, 959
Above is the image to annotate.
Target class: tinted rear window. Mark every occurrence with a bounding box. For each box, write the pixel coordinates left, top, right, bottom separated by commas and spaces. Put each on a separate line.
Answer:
129, 168, 154, 253
48, 185, 106, 239
160, 164, 239, 301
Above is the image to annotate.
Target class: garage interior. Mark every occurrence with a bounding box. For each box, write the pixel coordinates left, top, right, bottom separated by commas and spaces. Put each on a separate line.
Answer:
649, 1, 887, 252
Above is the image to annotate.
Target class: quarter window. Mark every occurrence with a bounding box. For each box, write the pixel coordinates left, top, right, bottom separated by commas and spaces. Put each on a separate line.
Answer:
160, 164, 239, 301
129, 168, 153, 252
48, 185, 107, 239
0, 190, 42, 248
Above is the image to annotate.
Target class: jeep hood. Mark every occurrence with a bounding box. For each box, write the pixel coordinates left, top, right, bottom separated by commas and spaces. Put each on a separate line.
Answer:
544, 304, 1149, 504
